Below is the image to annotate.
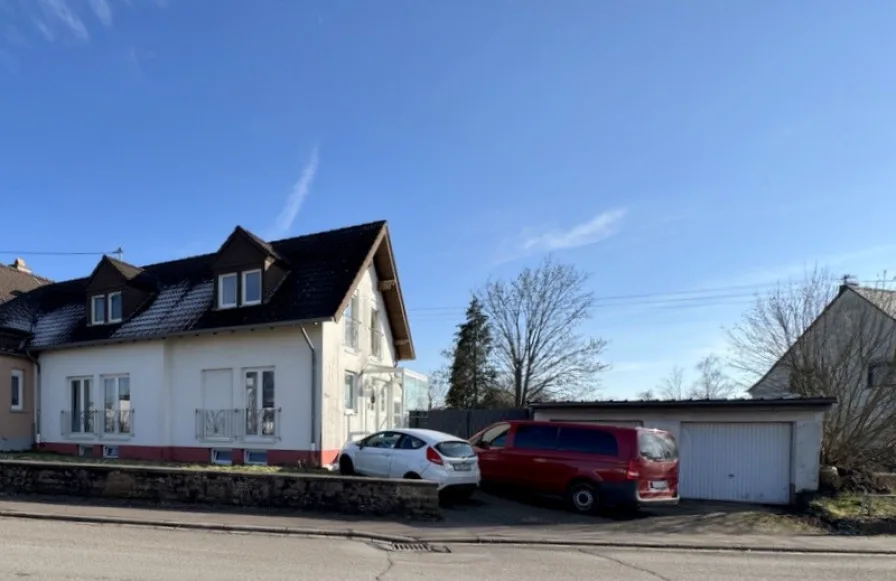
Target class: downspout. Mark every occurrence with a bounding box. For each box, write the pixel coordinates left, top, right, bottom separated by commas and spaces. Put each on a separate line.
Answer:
23, 345, 40, 447
299, 326, 319, 465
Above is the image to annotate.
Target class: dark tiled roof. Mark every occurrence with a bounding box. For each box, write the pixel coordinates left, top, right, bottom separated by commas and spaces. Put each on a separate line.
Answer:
0, 264, 51, 304
0, 221, 392, 351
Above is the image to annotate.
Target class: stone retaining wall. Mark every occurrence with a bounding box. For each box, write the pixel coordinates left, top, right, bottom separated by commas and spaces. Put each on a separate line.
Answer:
0, 460, 440, 519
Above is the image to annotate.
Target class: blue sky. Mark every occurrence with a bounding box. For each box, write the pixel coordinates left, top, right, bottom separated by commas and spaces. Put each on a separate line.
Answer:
2, 1, 896, 399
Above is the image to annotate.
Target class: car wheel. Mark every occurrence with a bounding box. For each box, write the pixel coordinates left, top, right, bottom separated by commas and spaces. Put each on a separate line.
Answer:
566, 480, 600, 515
402, 472, 421, 479
339, 456, 355, 476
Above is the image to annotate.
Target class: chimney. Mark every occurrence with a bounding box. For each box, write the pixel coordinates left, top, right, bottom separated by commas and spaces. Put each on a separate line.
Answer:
10, 258, 31, 274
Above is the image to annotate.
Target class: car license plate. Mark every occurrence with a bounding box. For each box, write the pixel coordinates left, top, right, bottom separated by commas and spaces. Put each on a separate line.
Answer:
454, 462, 471, 472
649, 480, 668, 490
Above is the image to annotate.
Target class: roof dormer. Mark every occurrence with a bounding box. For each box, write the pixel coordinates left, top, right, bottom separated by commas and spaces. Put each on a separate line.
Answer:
211, 226, 290, 310
84, 256, 157, 326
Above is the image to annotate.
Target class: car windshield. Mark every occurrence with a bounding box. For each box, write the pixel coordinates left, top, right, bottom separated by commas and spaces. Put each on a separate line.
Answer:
435, 441, 475, 458
638, 431, 678, 462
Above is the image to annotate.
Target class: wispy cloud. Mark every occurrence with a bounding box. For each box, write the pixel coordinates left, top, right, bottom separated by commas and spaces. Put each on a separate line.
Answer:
522, 208, 627, 252
272, 146, 320, 238
38, 0, 89, 41
88, 0, 112, 27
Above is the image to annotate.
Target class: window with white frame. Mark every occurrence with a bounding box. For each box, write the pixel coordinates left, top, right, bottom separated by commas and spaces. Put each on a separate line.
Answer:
10, 369, 23, 411
211, 449, 233, 465
244, 450, 268, 465
344, 294, 360, 349
102, 375, 131, 435
370, 307, 382, 358
344, 372, 357, 412
244, 368, 276, 437
108, 291, 123, 323
241, 269, 262, 305
218, 273, 238, 309
69, 377, 93, 434
91, 295, 105, 325
103, 445, 119, 459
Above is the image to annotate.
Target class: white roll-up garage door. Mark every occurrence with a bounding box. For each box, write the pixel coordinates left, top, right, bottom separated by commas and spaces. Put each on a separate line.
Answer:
679, 422, 792, 505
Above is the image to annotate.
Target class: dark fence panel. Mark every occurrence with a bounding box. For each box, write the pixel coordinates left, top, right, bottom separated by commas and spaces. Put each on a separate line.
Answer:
408, 408, 531, 439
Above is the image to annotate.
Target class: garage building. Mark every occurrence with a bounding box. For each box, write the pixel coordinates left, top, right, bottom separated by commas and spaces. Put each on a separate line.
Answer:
530, 397, 835, 505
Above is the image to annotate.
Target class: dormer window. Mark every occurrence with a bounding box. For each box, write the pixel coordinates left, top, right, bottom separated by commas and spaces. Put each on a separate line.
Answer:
218, 273, 238, 309
242, 269, 262, 306
91, 295, 106, 325
108, 292, 123, 323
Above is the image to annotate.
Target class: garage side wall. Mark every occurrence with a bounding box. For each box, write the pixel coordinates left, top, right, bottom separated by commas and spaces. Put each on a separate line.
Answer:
532, 408, 825, 499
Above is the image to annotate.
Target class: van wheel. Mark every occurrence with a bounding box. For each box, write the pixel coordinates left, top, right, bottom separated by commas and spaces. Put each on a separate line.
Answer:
566, 480, 600, 515
339, 456, 355, 475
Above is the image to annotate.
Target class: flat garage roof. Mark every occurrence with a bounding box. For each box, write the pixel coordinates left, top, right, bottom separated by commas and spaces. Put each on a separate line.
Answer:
529, 397, 836, 412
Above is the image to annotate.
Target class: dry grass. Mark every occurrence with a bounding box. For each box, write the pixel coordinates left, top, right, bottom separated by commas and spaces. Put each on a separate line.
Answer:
812, 494, 896, 519
0, 452, 330, 475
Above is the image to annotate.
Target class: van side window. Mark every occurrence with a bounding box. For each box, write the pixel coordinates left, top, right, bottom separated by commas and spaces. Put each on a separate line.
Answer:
480, 423, 510, 449
557, 427, 619, 457
513, 425, 559, 450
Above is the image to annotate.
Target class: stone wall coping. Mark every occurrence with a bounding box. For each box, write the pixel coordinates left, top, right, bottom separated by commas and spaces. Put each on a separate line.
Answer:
0, 459, 437, 488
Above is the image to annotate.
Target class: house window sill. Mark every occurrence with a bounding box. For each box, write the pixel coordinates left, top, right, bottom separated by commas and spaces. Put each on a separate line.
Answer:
100, 434, 134, 441
197, 436, 236, 443
9, 408, 26, 414
241, 435, 279, 444
64, 434, 98, 441
344, 346, 360, 354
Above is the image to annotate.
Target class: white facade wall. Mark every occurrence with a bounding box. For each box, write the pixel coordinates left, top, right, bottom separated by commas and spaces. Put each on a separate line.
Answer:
38, 326, 320, 454
532, 407, 825, 495
321, 265, 400, 451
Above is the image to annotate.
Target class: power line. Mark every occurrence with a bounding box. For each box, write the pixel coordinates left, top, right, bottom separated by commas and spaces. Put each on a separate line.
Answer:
0, 248, 122, 256
0, 248, 124, 258
408, 278, 893, 317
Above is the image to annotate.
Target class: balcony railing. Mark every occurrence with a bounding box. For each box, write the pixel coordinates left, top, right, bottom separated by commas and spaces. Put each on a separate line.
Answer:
370, 328, 383, 359
103, 409, 134, 436
62, 410, 97, 437
196, 408, 281, 441
344, 317, 361, 349
62, 409, 135, 438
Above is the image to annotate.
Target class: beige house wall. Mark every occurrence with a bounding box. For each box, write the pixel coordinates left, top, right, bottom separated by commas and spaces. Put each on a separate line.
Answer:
0, 354, 34, 451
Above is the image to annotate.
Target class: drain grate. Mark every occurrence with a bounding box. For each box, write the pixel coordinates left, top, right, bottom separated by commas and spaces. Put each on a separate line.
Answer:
372, 542, 450, 553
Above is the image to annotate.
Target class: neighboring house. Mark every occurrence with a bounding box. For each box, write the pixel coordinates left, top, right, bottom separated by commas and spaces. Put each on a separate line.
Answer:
749, 282, 896, 461
400, 369, 430, 425
749, 283, 896, 398
0, 259, 52, 451
0, 221, 414, 466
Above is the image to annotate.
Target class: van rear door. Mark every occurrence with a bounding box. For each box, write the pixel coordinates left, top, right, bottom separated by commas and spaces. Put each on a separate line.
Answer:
636, 429, 679, 500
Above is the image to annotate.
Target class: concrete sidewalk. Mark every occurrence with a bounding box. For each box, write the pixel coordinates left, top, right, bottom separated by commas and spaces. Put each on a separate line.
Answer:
0, 497, 894, 554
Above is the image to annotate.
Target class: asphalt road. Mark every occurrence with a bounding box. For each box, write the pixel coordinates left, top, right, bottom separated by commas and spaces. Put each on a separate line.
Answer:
1, 517, 894, 581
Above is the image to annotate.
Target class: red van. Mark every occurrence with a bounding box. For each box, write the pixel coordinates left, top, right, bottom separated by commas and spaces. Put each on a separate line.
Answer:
469, 420, 679, 514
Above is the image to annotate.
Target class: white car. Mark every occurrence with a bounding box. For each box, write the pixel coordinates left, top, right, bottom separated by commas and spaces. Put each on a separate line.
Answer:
337, 428, 480, 499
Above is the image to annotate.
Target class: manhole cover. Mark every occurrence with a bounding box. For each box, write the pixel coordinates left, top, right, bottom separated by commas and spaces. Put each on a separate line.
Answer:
372, 542, 450, 553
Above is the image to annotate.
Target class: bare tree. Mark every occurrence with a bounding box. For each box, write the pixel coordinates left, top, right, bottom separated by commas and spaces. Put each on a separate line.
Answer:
478, 257, 608, 406
426, 368, 449, 410
688, 354, 737, 399
727, 267, 896, 467
636, 389, 655, 400
656, 365, 686, 399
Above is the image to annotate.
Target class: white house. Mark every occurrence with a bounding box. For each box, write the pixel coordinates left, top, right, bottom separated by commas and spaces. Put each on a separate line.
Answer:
0, 221, 415, 467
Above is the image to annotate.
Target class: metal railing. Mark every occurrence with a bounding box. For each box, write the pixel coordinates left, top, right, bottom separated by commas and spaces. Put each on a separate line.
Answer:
196, 409, 239, 440
61, 410, 97, 437
103, 409, 134, 436
62, 409, 135, 437
242, 407, 281, 439
370, 328, 383, 358
196, 408, 281, 441
344, 317, 361, 349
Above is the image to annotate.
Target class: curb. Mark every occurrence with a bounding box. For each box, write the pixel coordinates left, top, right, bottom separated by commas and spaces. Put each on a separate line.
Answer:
1, 509, 893, 555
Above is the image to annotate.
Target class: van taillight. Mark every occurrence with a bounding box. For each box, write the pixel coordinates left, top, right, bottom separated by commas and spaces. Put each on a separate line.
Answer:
426, 446, 444, 465
625, 459, 640, 480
